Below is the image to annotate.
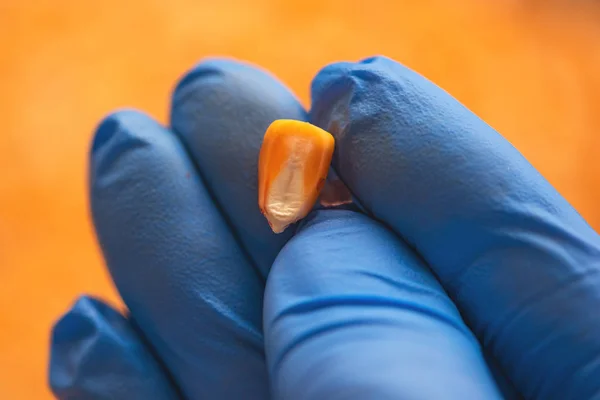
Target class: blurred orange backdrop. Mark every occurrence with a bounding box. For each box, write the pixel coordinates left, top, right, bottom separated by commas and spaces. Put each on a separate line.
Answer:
1, 0, 599, 398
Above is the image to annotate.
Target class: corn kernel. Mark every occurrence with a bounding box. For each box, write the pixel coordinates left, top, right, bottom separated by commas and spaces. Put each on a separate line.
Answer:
319, 177, 353, 207
258, 119, 335, 234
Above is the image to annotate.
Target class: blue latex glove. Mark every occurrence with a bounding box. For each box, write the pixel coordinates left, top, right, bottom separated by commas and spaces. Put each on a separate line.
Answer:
49, 56, 600, 400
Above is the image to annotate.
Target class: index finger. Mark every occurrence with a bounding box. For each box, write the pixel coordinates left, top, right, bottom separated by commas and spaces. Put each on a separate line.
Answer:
310, 56, 600, 399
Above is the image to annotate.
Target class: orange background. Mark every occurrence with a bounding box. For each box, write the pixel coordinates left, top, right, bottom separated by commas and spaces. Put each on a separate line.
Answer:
1, 0, 599, 398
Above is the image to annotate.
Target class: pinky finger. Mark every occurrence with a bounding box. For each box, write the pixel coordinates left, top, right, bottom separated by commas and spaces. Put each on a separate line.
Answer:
49, 296, 180, 400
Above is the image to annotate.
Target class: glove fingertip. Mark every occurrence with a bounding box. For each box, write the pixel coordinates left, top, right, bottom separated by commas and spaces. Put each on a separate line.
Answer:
49, 295, 178, 400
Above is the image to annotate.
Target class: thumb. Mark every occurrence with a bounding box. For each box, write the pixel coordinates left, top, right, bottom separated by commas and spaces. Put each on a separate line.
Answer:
263, 210, 507, 400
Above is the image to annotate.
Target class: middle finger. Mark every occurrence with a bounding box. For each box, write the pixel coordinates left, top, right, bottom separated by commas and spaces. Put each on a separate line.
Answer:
170, 58, 307, 277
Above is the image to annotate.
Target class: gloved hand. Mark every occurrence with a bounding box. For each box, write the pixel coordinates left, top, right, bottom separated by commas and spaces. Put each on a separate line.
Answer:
49, 56, 600, 400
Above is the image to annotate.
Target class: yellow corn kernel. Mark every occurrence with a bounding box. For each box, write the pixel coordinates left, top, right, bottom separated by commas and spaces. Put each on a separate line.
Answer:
258, 119, 335, 234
